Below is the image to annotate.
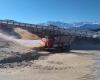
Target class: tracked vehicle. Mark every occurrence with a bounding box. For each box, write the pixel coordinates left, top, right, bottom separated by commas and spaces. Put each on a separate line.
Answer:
0, 20, 75, 52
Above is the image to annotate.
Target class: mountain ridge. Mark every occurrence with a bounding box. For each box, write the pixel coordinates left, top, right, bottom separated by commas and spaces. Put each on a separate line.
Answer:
40, 21, 100, 30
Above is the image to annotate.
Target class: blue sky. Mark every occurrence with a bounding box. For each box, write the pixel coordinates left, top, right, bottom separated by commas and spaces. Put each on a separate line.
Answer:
0, 0, 100, 23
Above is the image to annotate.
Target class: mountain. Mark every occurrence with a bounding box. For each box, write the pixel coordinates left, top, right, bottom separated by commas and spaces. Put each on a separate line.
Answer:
40, 21, 73, 28
78, 23, 100, 30
41, 21, 100, 30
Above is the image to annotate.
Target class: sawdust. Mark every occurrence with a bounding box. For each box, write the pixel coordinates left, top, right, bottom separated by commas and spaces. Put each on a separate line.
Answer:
14, 27, 40, 40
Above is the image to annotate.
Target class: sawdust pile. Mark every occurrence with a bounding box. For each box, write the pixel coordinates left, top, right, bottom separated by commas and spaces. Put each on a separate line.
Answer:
14, 27, 40, 40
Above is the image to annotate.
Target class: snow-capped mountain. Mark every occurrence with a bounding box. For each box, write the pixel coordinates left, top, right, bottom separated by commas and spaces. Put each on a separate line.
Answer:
40, 21, 73, 28
78, 23, 100, 30
41, 21, 100, 30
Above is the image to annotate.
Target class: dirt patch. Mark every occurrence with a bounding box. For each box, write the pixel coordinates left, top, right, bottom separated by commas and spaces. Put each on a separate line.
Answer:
33, 53, 94, 70
0, 51, 95, 80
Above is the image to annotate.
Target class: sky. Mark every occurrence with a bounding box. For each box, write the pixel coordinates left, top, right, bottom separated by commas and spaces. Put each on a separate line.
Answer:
0, 0, 100, 23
